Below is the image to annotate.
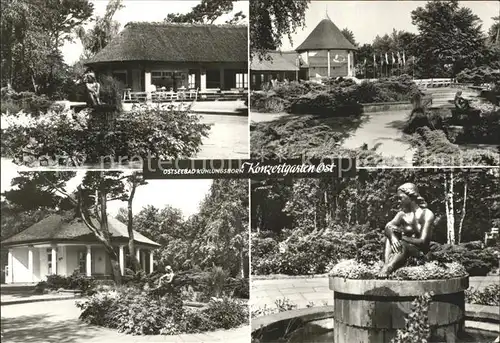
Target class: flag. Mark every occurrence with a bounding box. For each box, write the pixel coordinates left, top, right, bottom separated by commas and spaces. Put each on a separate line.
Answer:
385, 53, 388, 64
391, 52, 395, 64
380, 54, 383, 66
373, 53, 376, 66
364, 58, 367, 65
403, 51, 406, 65
397, 51, 402, 65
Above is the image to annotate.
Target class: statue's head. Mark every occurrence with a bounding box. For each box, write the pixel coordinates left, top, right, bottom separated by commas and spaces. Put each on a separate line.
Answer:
397, 183, 427, 210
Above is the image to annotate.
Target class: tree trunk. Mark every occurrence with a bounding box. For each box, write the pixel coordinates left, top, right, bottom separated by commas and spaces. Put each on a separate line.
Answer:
444, 171, 456, 245
127, 179, 141, 272
239, 247, 244, 278
99, 185, 122, 284
458, 181, 468, 244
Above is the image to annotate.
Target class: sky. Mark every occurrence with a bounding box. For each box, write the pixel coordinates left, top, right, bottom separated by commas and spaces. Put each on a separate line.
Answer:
61, 0, 249, 64
279, 1, 498, 51
1, 161, 213, 219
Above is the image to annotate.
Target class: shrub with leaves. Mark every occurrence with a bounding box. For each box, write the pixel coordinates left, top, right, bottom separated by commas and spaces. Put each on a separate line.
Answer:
77, 286, 247, 335
1, 90, 54, 116
429, 244, 499, 276
249, 75, 419, 115
465, 284, 500, 306
2, 104, 211, 165
391, 292, 433, 343
38, 271, 97, 295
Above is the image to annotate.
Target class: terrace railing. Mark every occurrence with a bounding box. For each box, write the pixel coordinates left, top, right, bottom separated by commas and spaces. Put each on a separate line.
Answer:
123, 87, 248, 103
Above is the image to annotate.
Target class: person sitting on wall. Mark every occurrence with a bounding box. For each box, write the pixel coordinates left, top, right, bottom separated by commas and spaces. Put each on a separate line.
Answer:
454, 90, 470, 110
157, 265, 175, 287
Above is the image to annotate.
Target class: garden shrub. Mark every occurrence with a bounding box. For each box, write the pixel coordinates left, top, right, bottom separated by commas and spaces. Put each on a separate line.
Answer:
459, 108, 500, 145
2, 104, 211, 165
429, 244, 499, 276
456, 66, 500, 85
38, 271, 97, 295
252, 230, 385, 276
289, 89, 362, 117
77, 287, 247, 335
67, 271, 97, 295
249, 75, 419, 115
200, 297, 248, 330
1, 90, 54, 115
33, 281, 48, 294
204, 266, 230, 299
98, 75, 124, 111
465, 284, 500, 306
411, 127, 500, 166
225, 277, 249, 299
45, 274, 70, 290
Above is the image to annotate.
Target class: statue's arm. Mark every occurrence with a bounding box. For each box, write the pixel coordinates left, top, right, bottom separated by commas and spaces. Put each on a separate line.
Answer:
385, 212, 403, 237
385, 212, 404, 253
402, 210, 434, 248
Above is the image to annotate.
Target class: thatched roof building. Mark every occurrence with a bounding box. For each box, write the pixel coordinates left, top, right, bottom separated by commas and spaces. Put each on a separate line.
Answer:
87, 22, 248, 65
85, 22, 249, 92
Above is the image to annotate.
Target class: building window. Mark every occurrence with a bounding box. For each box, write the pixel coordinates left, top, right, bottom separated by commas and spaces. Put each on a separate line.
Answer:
188, 73, 196, 89
47, 248, 57, 274
112, 71, 127, 87
78, 251, 86, 274
236, 73, 248, 89
151, 70, 188, 91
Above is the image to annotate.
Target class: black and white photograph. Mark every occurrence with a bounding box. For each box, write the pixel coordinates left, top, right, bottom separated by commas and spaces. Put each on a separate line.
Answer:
250, 168, 499, 343
1, 170, 249, 342
249, 0, 500, 167
1, 0, 249, 169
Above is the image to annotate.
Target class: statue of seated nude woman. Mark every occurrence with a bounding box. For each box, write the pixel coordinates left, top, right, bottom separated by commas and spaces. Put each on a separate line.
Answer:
82, 69, 101, 106
378, 183, 435, 278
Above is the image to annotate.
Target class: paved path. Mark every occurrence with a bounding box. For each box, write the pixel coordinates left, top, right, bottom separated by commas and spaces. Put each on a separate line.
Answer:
0, 299, 249, 343
341, 110, 414, 164
196, 114, 248, 159
251, 276, 499, 311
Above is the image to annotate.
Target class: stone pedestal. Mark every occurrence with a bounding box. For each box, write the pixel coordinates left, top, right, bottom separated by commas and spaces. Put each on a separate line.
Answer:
329, 276, 469, 343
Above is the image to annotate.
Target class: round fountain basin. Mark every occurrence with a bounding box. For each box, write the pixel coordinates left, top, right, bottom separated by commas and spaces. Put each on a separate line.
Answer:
329, 276, 469, 343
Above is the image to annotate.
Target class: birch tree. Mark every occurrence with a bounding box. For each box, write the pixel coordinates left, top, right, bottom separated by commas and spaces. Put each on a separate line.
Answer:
444, 170, 456, 245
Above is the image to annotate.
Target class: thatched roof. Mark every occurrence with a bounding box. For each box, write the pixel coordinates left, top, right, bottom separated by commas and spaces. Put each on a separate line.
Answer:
251, 51, 300, 71
86, 22, 247, 65
296, 18, 357, 52
1, 213, 160, 247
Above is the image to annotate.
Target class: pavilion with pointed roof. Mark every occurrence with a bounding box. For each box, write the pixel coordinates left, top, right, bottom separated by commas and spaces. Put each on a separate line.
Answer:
295, 12, 357, 80
1, 213, 161, 283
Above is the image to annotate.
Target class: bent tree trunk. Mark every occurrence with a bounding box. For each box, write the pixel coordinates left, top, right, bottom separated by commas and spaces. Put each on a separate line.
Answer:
100, 190, 122, 283
77, 186, 122, 285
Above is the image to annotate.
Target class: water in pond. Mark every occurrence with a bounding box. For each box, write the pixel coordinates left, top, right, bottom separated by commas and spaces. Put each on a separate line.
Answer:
285, 327, 499, 343
251, 110, 414, 163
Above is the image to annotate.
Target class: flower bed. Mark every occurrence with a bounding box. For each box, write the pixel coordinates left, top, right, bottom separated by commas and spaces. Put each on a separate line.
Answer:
329, 259, 468, 280
76, 286, 248, 335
